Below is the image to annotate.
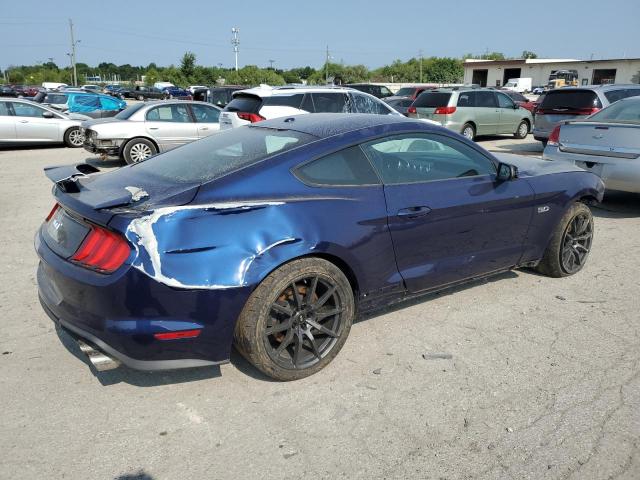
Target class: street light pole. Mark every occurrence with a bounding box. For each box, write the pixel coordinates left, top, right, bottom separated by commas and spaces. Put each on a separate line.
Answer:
68, 18, 79, 85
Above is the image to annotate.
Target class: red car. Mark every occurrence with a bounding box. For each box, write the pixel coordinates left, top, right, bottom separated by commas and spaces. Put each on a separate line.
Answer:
501, 90, 537, 113
22, 86, 40, 97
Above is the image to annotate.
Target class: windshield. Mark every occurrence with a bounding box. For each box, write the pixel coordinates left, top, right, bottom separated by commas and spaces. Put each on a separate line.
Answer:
129, 126, 316, 183
115, 103, 146, 119
586, 99, 640, 124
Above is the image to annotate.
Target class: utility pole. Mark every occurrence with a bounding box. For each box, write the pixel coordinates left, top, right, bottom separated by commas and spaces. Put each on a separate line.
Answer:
268, 59, 275, 70
68, 18, 79, 85
325, 45, 331, 84
231, 28, 240, 71
419, 49, 423, 83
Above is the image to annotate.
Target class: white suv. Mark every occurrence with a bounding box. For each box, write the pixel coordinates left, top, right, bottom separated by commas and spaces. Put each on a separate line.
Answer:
219, 85, 403, 129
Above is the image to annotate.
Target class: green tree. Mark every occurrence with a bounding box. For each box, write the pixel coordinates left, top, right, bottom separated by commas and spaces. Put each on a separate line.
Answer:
145, 68, 160, 86
521, 50, 538, 59
180, 52, 196, 79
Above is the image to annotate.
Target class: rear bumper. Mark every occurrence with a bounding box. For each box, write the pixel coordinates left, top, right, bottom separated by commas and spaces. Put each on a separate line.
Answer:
35, 227, 249, 370
543, 146, 640, 193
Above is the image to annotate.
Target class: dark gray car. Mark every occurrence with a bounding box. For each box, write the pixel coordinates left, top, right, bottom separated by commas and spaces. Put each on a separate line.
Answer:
533, 84, 640, 144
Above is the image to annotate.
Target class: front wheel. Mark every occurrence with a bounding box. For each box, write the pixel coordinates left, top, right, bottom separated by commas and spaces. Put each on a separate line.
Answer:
64, 127, 84, 148
123, 138, 157, 164
514, 120, 529, 139
535, 202, 594, 277
137, 95, 144, 101
234, 258, 355, 381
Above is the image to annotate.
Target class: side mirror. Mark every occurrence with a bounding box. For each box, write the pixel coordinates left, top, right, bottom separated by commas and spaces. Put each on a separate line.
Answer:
497, 162, 518, 181
513, 103, 519, 109
42, 111, 55, 118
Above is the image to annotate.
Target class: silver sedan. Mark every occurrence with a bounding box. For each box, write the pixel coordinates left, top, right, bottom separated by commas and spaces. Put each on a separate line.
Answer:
81, 100, 222, 164
0, 98, 84, 147
543, 96, 640, 193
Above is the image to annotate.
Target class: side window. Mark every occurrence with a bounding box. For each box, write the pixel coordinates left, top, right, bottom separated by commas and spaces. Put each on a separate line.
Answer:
12, 102, 47, 118
457, 92, 475, 107
351, 93, 392, 114
300, 94, 315, 112
311, 93, 348, 113
295, 146, 380, 186
146, 104, 192, 123
74, 95, 100, 108
263, 94, 304, 109
191, 104, 220, 123
361, 134, 496, 185
0, 102, 11, 116
476, 91, 497, 108
100, 97, 119, 109
625, 89, 640, 100
496, 93, 515, 108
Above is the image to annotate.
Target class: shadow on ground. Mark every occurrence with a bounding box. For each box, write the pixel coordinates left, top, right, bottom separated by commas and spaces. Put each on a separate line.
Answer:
592, 190, 640, 218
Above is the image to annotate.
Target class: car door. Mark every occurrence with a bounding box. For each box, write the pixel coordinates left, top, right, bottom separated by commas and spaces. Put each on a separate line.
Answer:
0, 101, 17, 142
361, 132, 535, 293
10, 101, 60, 142
496, 91, 520, 133
144, 103, 198, 151
473, 91, 500, 135
190, 103, 221, 138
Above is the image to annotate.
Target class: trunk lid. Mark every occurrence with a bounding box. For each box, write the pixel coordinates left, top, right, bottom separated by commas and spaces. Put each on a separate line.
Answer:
559, 122, 640, 159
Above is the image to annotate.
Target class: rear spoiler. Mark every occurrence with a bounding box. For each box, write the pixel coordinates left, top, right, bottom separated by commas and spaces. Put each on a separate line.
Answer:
43, 163, 100, 193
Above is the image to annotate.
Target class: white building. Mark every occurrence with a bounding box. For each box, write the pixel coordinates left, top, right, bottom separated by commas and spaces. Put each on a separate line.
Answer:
463, 58, 640, 88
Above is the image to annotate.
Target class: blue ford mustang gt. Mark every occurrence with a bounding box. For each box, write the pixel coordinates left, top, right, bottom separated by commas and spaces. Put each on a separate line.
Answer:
36, 113, 604, 380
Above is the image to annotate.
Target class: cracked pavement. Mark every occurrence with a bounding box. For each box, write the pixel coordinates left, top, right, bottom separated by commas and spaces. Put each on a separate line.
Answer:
0, 144, 638, 480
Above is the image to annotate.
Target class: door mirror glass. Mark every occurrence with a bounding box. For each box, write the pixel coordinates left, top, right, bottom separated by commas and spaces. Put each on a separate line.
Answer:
496, 162, 517, 181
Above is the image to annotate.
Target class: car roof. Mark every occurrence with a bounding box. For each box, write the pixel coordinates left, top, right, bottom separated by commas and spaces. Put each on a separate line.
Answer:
546, 84, 640, 93
253, 112, 425, 137
234, 84, 357, 98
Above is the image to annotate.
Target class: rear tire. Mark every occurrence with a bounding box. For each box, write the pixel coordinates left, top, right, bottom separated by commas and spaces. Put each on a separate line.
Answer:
535, 202, 594, 278
63, 127, 84, 148
234, 258, 355, 381
514, 120, 529, 139
123, 138, 157, 164
461, 123, 475, 141
137, 95, 144, 101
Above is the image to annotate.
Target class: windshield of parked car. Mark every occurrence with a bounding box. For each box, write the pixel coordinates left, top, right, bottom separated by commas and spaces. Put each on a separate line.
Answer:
129, 126, 316, 184
394, 88, 415, 97
586, 99, 640, 124
115, 103, 146, 119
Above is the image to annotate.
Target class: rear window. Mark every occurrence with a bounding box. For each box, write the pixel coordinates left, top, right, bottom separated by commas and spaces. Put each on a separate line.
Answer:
115, 103, 145, 119
587, 98, 640, 124
128, 126, 316, 184
413, 92, 452, 108
225, 95, 262, 113
540, 90, 602, 110
262, 94, 304, 109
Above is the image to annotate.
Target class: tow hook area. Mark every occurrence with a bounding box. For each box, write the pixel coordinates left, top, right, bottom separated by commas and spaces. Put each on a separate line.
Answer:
77, 338, 121, 371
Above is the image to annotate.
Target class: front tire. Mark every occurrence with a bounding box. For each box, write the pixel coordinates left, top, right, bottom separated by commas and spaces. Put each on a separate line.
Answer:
63, 127, 84, 148
234, 258, 355, 381
535, 202, 594, 277
123, 138, 157, 164
514, 120, 529, 139
137, 95, 144, 101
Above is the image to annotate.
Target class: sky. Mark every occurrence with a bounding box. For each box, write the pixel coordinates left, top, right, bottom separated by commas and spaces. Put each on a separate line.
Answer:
1, 0, 639, 70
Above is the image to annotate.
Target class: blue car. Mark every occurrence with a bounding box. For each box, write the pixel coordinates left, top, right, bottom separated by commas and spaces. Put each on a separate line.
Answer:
33, 91, 127, 119
162, 86, 192, 100
36, 114, 604, 380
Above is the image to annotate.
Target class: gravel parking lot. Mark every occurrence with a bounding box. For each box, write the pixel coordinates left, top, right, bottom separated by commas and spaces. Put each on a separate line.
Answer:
1, 138, 639, 480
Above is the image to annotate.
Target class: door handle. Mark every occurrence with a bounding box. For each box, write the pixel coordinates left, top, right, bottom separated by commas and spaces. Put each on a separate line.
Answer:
19, 120, 29, 123
397, 206, 431, 218
199, 127, 209, 130
149, 127, 159, 130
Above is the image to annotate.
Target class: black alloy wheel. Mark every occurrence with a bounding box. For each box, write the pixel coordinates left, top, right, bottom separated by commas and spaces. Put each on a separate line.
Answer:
264, 275, 345, 370
560, 212, 593, 274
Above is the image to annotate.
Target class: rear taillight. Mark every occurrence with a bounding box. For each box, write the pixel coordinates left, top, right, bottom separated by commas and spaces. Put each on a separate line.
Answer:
434, 106, 456, 115
71, 225, 130, 273
45, 203, 59, 222
154, 329, 202, 340
237, 112, 265, 123
548, 125, 562, 146
407, 106, 417, 115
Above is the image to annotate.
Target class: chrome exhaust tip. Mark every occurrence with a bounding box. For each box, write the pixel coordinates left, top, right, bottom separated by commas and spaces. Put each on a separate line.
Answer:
77, 339, 121, 371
